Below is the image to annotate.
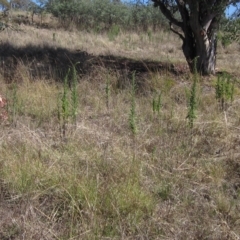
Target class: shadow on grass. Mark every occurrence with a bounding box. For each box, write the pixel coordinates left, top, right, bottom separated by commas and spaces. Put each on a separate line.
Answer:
0, 42, 188, 84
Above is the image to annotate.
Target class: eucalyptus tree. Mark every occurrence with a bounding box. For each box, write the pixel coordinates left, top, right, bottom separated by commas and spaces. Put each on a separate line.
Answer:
152, 0, 240, 75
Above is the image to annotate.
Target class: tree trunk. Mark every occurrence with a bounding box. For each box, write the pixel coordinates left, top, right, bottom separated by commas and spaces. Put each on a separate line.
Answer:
182, 28, 217, 75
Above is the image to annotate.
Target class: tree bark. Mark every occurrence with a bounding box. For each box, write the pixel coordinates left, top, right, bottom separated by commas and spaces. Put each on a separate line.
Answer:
183, 27, 217, 75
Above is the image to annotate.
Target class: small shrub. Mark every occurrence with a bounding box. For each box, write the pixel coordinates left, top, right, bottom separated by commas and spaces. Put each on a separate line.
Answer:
105, 74, 111, 110
7, 83, 21, 125
186, 59, 198, 128
147, 29, 152, 41
129, 72, 137, 136
152, 92, 162, 116
53, 32, 56, 42
58, 64, 79, 139
155, 183, 172, 201
108, 24, 120, 41
221, 35, 232, 48
215, 72, 235, 111
0, 94, 8, 122
58, 69, 70, 139
71, 63, 79, 125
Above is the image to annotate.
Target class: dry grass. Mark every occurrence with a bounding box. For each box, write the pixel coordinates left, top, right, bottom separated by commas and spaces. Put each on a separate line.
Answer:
1, 23, 183, 61
0, 22, 240, 240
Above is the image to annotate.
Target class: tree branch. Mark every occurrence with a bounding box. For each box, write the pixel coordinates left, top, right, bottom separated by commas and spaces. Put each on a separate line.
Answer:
152, 0, 183, 28
176, 0, 190, 32
169, 22, 185, 41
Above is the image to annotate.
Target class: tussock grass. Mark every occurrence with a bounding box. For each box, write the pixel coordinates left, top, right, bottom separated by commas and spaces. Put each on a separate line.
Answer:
0, 26, 240, 239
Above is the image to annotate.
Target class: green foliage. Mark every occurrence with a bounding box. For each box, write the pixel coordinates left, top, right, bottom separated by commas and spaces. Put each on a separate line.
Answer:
186, 59, 198, 128
220, 34, 232, 48
108, 24, 120, 41
105, 74, 111, 110
59, 69, 70, 139
71, 63, 79, 125
155, 182, 172, 201
7, 83, 22, 125
147, 29, 153, 41
219, 18, 240, 47
215, 72, 235, 111
52, 32, 56, 42
58, 64, 79, 139
129, 72, 137, 136
46, 0, 167, 32
152, 92, 162, 115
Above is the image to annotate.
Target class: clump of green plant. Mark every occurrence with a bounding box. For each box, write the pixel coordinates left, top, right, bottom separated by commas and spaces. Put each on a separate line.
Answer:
7, 83, 22, 125
129, 72, 137, 136
71, 63, 79, 125
152, 92, 162, 116
152, 92, 162, 132
155, 182, 172, 201
53, 32, 56, 41
0, 94, 8, 122
58, 64, 79, 139
108, 24, 120, 41
215, 72, 235, 111
221, 34, 232, 48
105, 74, 111, 111
147, 30, 152, 41
218, 32, 232, 48
219, 18, 240, 48
186, 59, 198, 128
58, 69, 70, 140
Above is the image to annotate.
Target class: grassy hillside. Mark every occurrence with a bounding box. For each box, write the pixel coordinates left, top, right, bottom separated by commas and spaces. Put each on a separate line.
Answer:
0, 21, 240, 239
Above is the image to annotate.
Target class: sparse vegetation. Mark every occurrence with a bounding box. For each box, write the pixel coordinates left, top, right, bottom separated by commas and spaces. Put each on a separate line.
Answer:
215, 72, 235, 111
45, 0, 167, 32
105, 72, 111, 111
0, 6, 240, 240
186, 59, 199, 128
129, 71, 137, 136
58, 64, 79, 140
152, 92, 162, 116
